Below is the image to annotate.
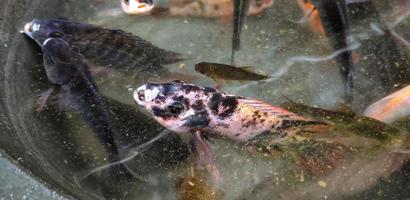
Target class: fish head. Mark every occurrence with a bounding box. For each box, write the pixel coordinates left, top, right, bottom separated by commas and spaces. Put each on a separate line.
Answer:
23, 18, 67, 46
121, 0, 155, 15
23, 18, 91, 46
134, 80, 217, 133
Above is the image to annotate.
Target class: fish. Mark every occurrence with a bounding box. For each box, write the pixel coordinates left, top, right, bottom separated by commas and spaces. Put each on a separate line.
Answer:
123, 0, 273, 18
231, 0, 250, 64
121, 0, 156, 15
231, 0, 274, 64
134, 81, 410, 182
364, 85, 410, 124
134, 80, 322, 143
296, 0, 324, 36
23, 18, 185, 74
40, 38, 129, 177
133, 80, 324, 181
309, 0, 354, 104
195, 62, 270, 88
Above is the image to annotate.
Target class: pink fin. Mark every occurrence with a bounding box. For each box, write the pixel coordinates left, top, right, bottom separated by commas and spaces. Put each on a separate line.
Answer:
36, 87, 56, 112
193, 130, 222, 185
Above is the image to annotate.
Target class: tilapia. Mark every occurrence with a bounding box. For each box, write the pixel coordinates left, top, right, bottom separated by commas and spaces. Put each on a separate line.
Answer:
23, 18, 185, 74
41, 38, 129, 176
134, 81, 410, 182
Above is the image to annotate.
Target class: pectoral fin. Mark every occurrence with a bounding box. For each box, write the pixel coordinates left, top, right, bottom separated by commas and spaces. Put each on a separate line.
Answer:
193, 130, 222, 184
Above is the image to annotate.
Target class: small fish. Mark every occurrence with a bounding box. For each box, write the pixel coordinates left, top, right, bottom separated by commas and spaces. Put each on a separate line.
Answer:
23, 18, 185, 74
121, 0, 156, 15
195, 62, 270, 87
364, 85, 410, 124
41, 38, 129, 176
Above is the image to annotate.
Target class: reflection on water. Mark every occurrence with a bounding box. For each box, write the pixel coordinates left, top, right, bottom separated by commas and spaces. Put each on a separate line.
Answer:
3, 0, 410, 199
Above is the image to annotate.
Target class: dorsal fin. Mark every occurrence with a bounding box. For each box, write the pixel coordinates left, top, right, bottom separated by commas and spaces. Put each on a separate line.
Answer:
239, 66, 256, 73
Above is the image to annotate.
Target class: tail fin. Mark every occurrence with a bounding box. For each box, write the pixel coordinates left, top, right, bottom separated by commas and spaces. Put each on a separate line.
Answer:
160, 50, 187, 65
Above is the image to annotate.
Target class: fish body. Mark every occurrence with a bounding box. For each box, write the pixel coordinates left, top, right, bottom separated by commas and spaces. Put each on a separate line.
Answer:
23, 18, 184, 73
195, 62, 270, 83
42, 38, 122, 164
122, 0, 272, 18
309, 0, 354, 104
134, 81, 320, 143
134, 81, 410, 180
231, 0, 250, 64
364, 85, 410, 124
296, 0, 325, 36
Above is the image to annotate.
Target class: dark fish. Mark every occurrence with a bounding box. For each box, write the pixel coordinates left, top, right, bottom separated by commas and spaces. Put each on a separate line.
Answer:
195, 62, 270, 87
231, 0, 250, 64
310, 0, 354, 104
41, 38, 127, 175
24, 18, 185, 74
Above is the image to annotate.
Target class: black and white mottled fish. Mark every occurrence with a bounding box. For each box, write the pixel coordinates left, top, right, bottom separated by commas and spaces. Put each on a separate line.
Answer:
23, 18, 185, 73
134, 80, 410, 183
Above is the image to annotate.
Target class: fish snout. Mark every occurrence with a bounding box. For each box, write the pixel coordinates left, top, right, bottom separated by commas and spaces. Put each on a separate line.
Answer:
23, 19, 43, 44
134, 83, 161, 106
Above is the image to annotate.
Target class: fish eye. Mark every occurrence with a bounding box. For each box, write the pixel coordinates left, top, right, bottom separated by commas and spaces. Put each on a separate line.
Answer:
123, 0, 129, 5
138, 90, 145, 101
49, 32, 63, 38
167, 102, 184, 114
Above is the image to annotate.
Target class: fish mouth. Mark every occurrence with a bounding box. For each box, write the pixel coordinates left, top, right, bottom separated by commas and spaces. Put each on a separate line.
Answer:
134, 3, 155, 14
23, 22, 34, 38
134, 84, 161, 106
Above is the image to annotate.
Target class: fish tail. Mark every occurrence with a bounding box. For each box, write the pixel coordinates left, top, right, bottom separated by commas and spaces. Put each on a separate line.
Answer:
159, 50, 187, 65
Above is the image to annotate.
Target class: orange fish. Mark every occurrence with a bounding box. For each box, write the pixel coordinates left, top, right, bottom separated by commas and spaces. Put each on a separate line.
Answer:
364, 85, 410, 124
296, 0, 325, 36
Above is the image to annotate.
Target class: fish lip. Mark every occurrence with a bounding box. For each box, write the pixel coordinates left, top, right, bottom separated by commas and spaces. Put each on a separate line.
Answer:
134, 84, 147, 106
23, 22, 34, 38
134, 84, 161, 105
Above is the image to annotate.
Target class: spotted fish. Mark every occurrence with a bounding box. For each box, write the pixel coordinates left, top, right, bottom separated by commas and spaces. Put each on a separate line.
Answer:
133, 80, 320, 142
133, 81, 326, 182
